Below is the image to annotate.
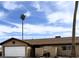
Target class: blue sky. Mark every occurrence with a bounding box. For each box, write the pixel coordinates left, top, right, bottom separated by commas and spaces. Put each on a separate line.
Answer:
0, 1, 79, 42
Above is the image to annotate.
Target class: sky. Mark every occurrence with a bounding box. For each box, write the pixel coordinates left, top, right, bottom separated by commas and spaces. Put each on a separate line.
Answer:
0, 1, 79, 42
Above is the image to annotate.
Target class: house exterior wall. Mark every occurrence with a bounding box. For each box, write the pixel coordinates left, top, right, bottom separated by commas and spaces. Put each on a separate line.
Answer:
57, 45, 72, 57
0, 47, 2, 57
35, 46, 57, 57
59, 49, 71, 57
35, 47, 43, 57
2, 39, 79, 58
2, 40, 31, 57
58, 45, 79, 57
43, 46, 57, 57
26, 47, 31, 57
2, 40, 28, 46
76, 45, 79, 57
36, 45, 79, 57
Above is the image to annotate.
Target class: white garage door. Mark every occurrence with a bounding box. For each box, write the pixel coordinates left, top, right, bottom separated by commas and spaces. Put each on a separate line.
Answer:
5, 46, 25, 57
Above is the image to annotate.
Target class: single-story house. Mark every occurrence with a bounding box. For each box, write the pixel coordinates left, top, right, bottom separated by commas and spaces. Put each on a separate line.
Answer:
0, 36, 79, 58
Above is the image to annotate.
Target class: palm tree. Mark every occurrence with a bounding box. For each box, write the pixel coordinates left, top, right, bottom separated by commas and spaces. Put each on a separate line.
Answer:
72, 1, 78, 57
20, 14, 26, 40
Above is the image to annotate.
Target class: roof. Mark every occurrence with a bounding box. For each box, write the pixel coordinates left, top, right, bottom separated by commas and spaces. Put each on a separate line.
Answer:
1, 37, 79, 46
24, 37, 79, 46
0, 38, 31, 46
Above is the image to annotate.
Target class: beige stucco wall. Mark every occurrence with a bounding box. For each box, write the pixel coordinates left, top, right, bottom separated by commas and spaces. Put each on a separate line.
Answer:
2, 40, 28, 46
26, 47, 31, 57
35, 46, 57, 57
43, 46, 57, 57
76, 45, 79, 57
36, 45, 79, 57
57, 45, 79, 57
35, 45, 79, 57
57, 45, 71, 57
35, 47, 43, 57
60, 45, 79, 57
60, 50, 71, 56
0, 47, 2, 52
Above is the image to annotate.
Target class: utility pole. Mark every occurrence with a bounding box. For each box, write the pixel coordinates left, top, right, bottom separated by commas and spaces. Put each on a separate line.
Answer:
72, 1, 78, 57
20, 14, 26, 40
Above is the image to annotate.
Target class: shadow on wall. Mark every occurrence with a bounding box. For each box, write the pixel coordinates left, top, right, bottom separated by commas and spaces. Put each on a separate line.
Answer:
35, 52, 50, 58
0, 52, 2, 57
43, 52, 50, 57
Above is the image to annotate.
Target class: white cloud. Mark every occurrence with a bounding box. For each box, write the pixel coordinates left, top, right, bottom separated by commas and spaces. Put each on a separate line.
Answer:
2, 2, 23, 10
23, 24, 71, 34
32, 1, 75, 24
32, 2, 42, 11
24, 11, 31, 17
0, 11, 5, 17
46, 1, 75, 24
0, 11, 7, 19
0, 25, 18, 34
1, 21, 79, 42
0, 22, 72, 35
32, 1, 51, 13
51, 31, 72, 38
0, 1, 79, 42
0, 23, 72, 42
55, 1, 75, 12
47, 12, 73, 24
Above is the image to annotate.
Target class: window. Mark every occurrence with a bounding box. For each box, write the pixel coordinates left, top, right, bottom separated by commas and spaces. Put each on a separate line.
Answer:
62, 45, 72, 50
66, 45, 72, 50
62, 46, 66, 50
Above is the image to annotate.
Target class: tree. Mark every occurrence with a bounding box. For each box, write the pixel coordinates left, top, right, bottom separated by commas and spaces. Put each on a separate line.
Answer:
20, 14, 26, 40
72, 1, 78, 57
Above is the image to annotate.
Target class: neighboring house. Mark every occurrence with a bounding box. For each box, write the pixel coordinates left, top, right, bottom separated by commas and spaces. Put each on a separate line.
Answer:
0, 36, 79, 58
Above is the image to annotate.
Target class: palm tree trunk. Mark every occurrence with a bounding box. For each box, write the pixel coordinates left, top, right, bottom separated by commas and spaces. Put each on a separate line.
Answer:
22, 20, 24, 40
72, 1, 78, 57
20, 14, 25, 40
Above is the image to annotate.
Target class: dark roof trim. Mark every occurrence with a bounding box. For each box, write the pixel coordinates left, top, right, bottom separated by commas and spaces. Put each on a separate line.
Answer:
31, 43, 79, 46
0, 37, 31, 46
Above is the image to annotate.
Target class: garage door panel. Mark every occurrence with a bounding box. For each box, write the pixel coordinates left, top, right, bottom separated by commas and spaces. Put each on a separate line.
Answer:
5, 46, 25, 57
